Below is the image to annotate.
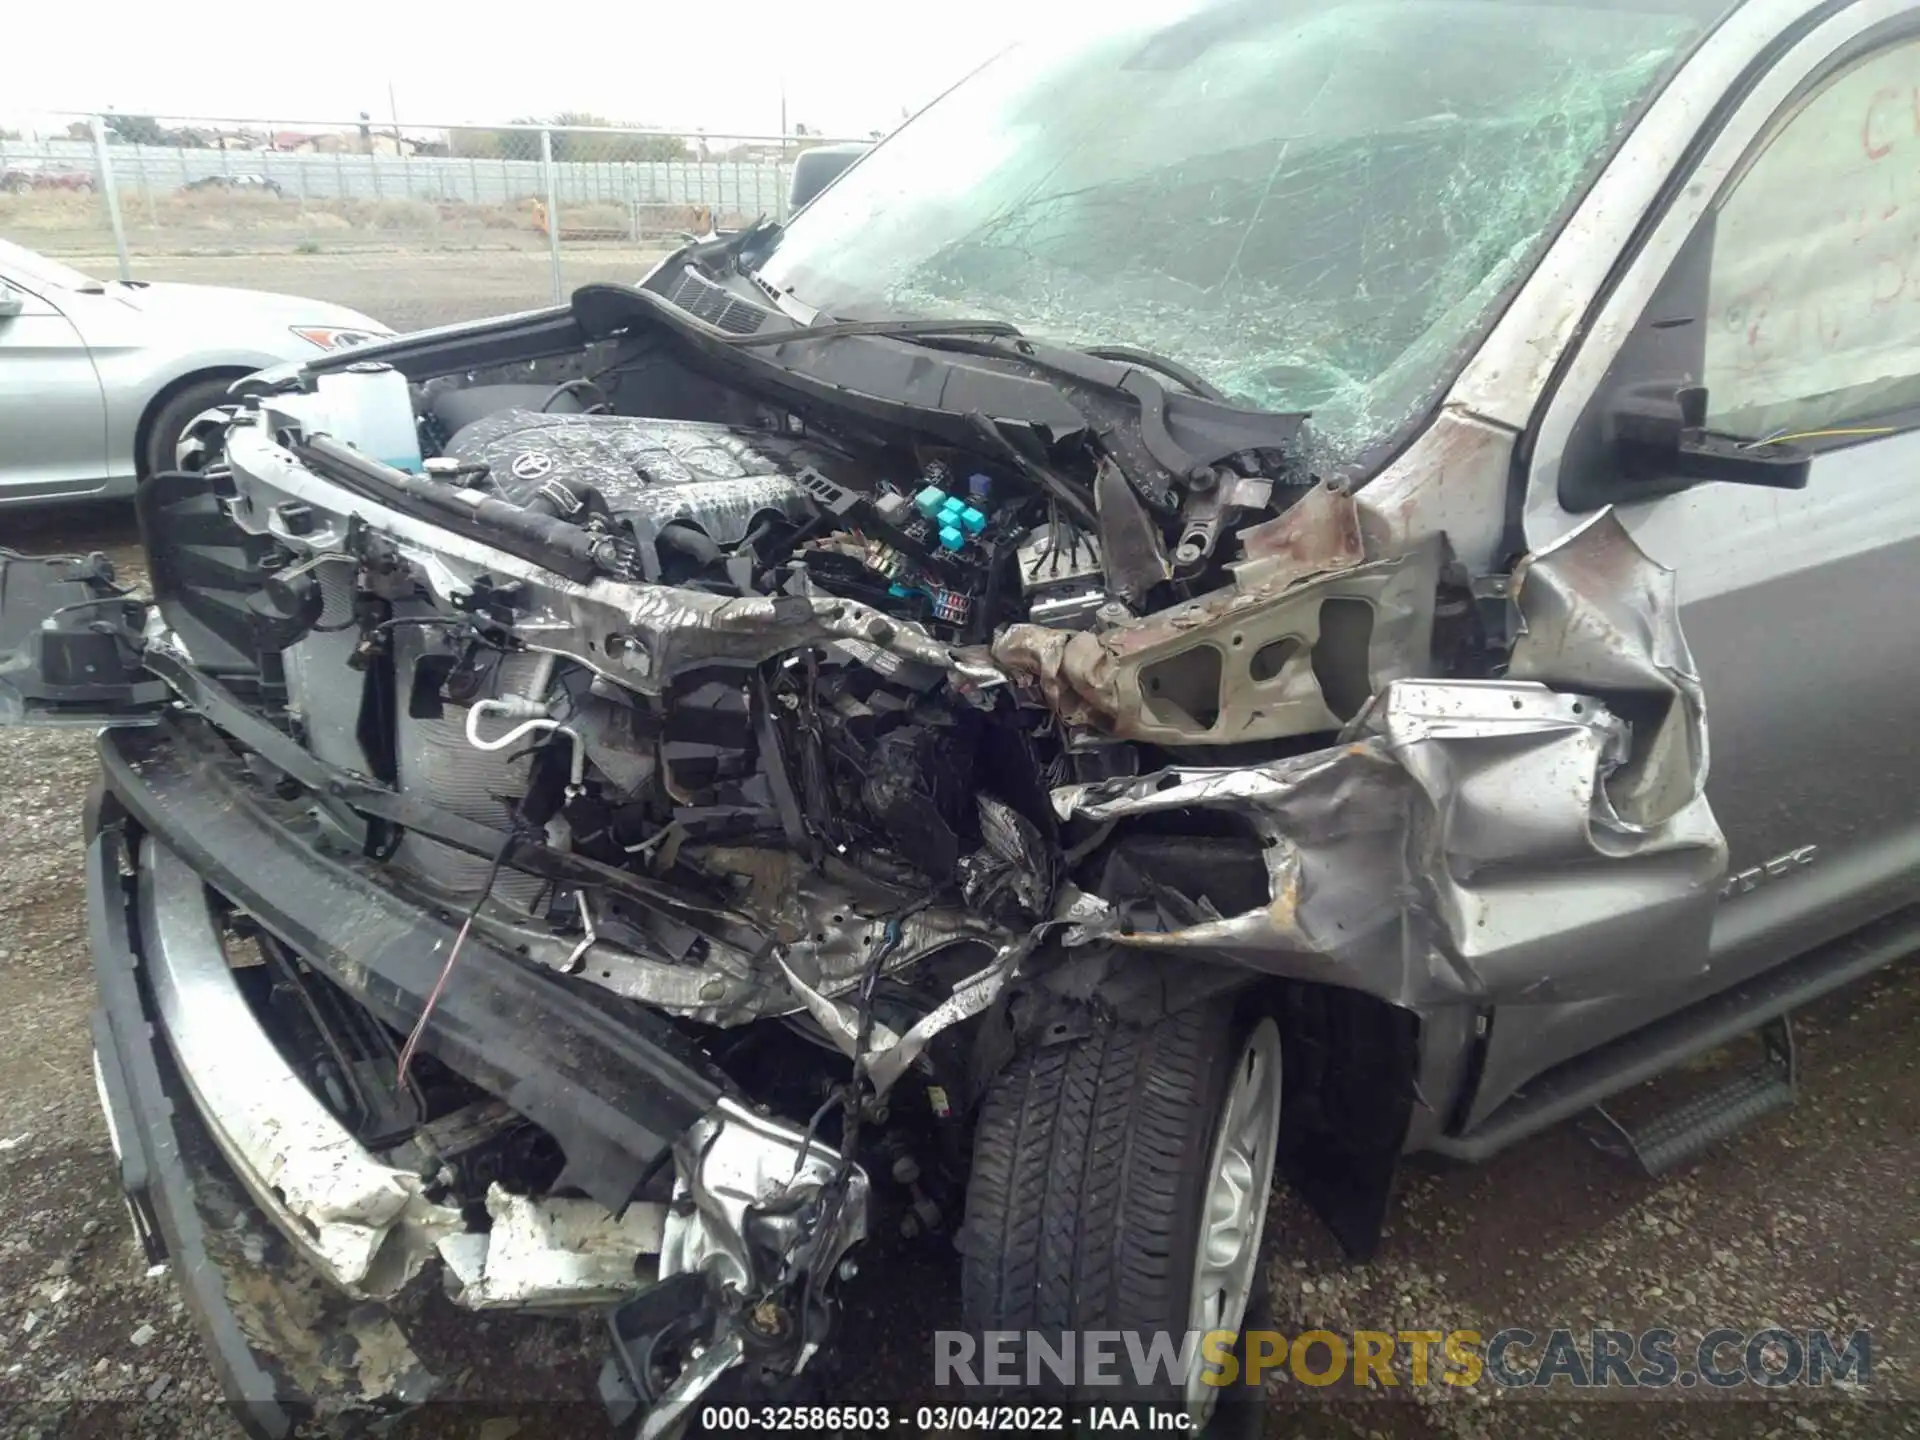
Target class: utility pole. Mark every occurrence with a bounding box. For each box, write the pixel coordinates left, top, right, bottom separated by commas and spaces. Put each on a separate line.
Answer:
388, 81, 409, 195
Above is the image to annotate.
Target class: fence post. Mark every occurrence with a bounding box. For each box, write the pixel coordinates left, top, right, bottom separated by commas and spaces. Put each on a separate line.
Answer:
540, 128, 564, 304
87, 116, 132, 282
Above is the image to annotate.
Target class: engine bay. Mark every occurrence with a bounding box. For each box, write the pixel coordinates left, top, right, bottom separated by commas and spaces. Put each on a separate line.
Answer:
128, 270, 1713, 1071
177, 293, 1410, 1043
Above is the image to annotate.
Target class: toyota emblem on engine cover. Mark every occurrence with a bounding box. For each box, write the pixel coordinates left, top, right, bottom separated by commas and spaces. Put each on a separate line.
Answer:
510, 451, 554, 481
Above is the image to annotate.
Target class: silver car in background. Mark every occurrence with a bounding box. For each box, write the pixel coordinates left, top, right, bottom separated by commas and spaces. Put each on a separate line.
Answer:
0, 239, 387, 505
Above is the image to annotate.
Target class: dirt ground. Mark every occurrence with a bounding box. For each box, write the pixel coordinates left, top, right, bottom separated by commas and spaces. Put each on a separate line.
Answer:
3, 467, 1919, 1428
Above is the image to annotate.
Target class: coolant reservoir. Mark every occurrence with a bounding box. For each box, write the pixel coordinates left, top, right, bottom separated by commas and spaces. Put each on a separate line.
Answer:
313, 361, 423, 473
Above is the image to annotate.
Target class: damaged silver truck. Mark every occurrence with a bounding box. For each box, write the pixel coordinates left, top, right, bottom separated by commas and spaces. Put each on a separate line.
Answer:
6, 0, 1920, 1429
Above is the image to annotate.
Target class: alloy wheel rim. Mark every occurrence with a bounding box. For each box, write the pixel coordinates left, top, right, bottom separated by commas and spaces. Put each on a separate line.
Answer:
1184, 1017, 1283, 1422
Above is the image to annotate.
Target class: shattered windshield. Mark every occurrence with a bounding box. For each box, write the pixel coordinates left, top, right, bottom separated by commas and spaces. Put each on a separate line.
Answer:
756, 0, 1725, 465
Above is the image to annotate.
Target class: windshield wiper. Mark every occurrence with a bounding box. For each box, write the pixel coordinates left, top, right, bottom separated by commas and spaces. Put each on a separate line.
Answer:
728, 311, 1250, 501
729, 317, 1223, 403
717, 315, 1025, 348
1078, 343, 1226, 402
716, 273, 1218, 397
903, 328, 1230, 404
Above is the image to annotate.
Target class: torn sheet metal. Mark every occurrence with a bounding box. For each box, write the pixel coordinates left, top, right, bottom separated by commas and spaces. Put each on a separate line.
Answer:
863, 938, 1036, 1094
138, 838, 462, 1298
659, 1099, 868, 1298
604, 581, 1006, 697
1352, 403, 1515, 575
778, 952, 907, 1063
1506, 508, 1708, 830
748, 862, 1006, 999
438, 1184, 666, 1309
778, 932, 1038, 1096
1228, 478, 1366, 589
993, 538, 1441, 744
189, 1116, 438, 1414
1054, 515, 1726, 1006
530, 850, 1003, 1027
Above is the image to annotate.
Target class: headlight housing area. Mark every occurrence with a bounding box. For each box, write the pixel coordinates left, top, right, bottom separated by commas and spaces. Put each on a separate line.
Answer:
291, 325, 386, 350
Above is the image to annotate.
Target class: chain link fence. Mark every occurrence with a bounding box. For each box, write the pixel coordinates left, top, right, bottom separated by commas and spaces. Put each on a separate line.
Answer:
0, 115, 861, 333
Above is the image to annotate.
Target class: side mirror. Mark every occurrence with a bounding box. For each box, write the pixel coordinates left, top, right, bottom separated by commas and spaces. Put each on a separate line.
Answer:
0, 284, 23, 320
787, 143, 870, 213
1603, 380, 1810, 498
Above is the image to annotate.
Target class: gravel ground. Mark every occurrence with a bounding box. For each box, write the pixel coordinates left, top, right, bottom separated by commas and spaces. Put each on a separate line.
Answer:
3, 483, 1917, 1437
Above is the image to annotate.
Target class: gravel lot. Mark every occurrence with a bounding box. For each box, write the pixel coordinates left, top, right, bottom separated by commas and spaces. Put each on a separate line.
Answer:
2, 257, 1917, 1433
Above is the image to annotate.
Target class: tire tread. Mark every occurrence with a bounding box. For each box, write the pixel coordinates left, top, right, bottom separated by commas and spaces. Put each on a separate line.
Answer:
961, 1001, 1232, 1341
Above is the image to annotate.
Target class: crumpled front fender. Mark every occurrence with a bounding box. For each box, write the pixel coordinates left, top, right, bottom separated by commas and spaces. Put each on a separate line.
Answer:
1053, 511, 1728, 1008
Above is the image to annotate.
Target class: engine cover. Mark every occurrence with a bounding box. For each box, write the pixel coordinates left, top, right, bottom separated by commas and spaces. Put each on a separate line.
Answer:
442, 411, 819, 577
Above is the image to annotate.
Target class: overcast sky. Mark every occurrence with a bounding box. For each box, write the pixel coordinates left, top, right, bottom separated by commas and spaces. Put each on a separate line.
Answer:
4, 1, 1033, 139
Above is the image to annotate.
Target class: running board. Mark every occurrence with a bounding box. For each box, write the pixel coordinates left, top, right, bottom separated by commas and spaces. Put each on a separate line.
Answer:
1430, 906, 1920, 1163
1593, 1017, 1795, 1175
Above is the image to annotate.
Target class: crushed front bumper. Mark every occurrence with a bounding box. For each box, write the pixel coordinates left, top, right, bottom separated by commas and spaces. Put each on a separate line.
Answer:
85, 716, 867, 1434
98, 717, 729, 1209
86, 783, 435, 1436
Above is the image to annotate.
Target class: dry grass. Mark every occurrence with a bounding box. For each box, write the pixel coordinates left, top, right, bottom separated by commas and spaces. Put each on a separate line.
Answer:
2, 190, 530, 238
3, 190, 747, 258
562, 202, 632, 230
0, 192, 101, 230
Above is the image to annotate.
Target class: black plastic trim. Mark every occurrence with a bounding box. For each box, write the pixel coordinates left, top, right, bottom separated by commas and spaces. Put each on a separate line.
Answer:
96, 720, 729, 1212
85, 789, 295, 1440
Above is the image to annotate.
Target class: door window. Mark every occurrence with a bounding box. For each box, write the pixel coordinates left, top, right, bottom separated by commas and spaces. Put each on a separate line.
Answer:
1706, 36, 1920, 439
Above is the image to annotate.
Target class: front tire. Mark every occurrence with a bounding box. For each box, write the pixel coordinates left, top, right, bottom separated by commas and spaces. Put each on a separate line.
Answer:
960, 997, 1282, 1426
142, 377, 239, 479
